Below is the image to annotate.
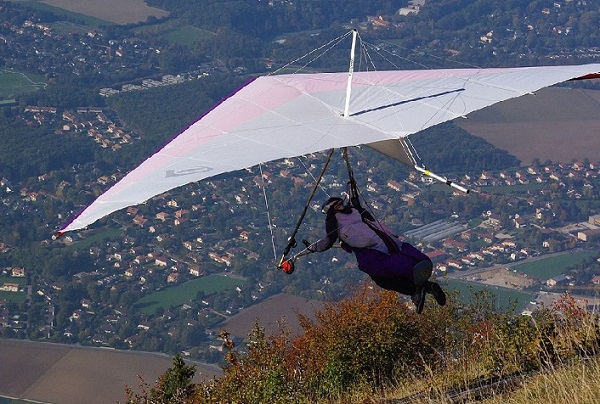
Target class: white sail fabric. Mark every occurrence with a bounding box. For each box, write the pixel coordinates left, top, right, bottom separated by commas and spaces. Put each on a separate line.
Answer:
59, 64, 600, 234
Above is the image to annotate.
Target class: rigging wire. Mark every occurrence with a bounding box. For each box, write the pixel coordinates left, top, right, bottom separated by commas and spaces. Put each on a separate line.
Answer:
359, 35, 476, 144
361, 35, 483, 70
270, 31, 354, 75
258, 163, 278, 261
295, 155, 334, 199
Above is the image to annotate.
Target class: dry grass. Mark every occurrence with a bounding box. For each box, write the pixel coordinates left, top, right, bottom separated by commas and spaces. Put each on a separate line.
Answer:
483, 357, 600, 404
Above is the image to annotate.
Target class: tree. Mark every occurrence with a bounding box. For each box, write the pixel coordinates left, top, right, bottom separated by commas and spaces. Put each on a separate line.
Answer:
125, 354, 196, 403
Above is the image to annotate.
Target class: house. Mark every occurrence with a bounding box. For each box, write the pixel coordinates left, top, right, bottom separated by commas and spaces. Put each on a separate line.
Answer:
175, 209, 189, 218
132, 215, 148, 227
443, 239, 468, 252
546, 274, 569, 287
577, 229, 600, 242
11, 267, 25, 277
386, 180, 403, 191
71, 309, 84, 320
209, 252, 232, 266
124, 267, 141, 278
189, 265, 202, 277
0, 283, 18, 292
480, 31, 493, 43
137, 322, 151, 331
368, 15, 390, 27
398, 0, 424, 15
447, 259, 463, 270
514, 217, 527, 228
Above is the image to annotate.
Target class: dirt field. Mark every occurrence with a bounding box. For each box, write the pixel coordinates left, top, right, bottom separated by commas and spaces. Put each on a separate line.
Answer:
221, 293, 325, 339
470, 267, 536, 290
0, 294, 322, 403
0, 339, 220, 404
40, 0, 169, 24
457, 87, 600, 164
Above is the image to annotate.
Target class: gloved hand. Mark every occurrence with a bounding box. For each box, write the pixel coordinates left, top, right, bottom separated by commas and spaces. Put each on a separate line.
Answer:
302, 239, 315, 252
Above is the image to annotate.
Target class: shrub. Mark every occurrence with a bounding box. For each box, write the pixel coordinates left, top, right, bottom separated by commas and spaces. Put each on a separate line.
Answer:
128, 286, 600, 403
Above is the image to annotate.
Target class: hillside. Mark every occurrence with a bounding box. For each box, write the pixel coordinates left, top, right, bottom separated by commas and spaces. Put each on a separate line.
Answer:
122, 286, 600, 403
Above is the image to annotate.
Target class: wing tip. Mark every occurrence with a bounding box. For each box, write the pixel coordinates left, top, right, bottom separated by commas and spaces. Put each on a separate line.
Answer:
52, 231, 65, 240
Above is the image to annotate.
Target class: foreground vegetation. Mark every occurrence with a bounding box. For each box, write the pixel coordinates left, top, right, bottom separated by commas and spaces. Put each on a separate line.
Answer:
125, 286, 600, 403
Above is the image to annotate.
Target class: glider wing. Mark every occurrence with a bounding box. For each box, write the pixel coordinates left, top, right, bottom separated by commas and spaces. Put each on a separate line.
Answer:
58, 64, 600, 234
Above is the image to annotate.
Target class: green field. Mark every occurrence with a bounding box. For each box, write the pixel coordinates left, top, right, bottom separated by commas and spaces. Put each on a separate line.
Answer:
134, 274, 245, 315
445, 279, 532, 312
162, 25, 215, 46
0, 69, 46, 99
513, 250, 600, 281
68, 228, 123, 251
0, 275, 27, 304
0, 292, 26, 304
480, 182, 547, 195
133, 22, 215, 47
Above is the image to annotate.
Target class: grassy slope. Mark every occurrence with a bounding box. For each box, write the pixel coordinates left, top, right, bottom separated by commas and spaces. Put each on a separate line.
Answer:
381, 355, 600, 403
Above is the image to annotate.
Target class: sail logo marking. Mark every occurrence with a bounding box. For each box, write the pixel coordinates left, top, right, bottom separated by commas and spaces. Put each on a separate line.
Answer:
166, 166, 213, 178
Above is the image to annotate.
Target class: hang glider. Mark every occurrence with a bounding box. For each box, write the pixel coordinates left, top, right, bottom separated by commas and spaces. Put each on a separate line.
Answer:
55, 31, 600, 238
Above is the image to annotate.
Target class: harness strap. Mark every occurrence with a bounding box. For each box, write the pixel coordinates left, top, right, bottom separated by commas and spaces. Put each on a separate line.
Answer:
343, 148, 400, 254
363, 219, 400, 254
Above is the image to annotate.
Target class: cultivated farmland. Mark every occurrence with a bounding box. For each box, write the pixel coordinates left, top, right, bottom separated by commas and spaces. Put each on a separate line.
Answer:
38, 0, 169, 24
0, 339, 219, 404
457, 87, 600, 165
